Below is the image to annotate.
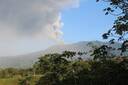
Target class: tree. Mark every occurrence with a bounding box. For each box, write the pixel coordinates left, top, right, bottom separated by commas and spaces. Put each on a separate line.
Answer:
35, 51, 91, 85
19, 76, 32, 85
96, 0, 128, 55
35, 52, 71, 85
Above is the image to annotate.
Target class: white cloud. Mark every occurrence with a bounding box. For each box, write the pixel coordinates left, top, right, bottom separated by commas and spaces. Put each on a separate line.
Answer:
0, 0, 79, 56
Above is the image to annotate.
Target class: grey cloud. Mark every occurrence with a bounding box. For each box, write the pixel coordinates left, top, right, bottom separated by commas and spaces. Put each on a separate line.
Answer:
0, 0, 79, 56
0, 0, 79, 41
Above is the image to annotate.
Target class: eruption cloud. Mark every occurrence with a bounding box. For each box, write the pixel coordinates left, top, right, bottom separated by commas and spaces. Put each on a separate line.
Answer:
0, 0, 79, 41
0, 0, 79, 56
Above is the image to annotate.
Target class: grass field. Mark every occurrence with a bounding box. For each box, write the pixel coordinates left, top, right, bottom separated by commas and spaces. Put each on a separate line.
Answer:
0, 77, 19, 85
0, 76, 40, 85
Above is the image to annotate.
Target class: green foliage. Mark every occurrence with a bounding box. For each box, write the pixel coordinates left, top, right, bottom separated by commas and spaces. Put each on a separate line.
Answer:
97, 0, 128, 54
0, 68, 34, 79
92, 45, 109, 61
19, 76, 32, 85
0, 51, 128, 85
0, 68, 20, 78
35, 51, 91, 85
34, 51, 128, 85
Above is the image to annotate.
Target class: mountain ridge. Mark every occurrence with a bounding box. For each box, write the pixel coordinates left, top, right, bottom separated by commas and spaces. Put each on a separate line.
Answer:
0, 41, 118, 68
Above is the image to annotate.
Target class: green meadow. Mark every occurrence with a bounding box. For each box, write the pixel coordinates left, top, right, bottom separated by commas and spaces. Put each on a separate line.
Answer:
0, 76, 40, 85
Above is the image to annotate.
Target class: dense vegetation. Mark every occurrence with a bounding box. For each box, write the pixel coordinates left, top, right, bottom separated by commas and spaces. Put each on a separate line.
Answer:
0, 68, 38, 85
34, 51, 128, 85
0, 0, 128, 85
0, 51, 128, 85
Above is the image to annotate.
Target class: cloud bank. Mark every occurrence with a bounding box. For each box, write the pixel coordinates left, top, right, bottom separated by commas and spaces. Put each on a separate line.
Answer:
0, 0, 79, 56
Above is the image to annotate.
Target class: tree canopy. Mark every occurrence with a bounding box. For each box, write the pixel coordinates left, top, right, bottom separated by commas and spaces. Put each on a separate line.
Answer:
97, 0, 128, 55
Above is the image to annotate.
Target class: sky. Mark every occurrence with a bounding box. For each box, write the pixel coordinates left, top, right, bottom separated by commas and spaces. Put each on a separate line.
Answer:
0, 0, 115, 56
62, 0, 115, 43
